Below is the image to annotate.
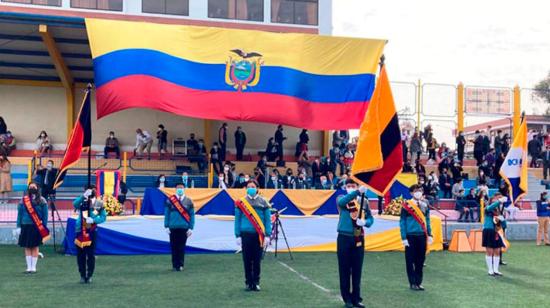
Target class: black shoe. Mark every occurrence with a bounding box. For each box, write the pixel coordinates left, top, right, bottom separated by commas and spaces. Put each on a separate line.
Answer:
253, 284, 261, 292
344, 302, 354, 308
245, 284, 253, 291
80, 277, 86, 284
410, 285, 420, 291
417, 285, 425, 291
172, 267, 181, 272
500, 261, 507, 266
352, 302, 365, 308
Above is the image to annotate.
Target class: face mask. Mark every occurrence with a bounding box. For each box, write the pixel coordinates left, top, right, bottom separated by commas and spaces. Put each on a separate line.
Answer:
159, 177, 165, 183
182, 175, 188, 181
109, 135, 114, 139
346, 188, 357, 194
419, 181, 425, 185
413, 191, 423, 200
46, 164, 53, 170
40, 134, 45, 137
247, 187, 257, 197
321, 180, 327, 185
244, 177, 250, 182
224, 166, 230, 171
239, 178, 245, 183
499, 196, 508, 203
271, 176, 277, 181
218, 177, 224, 181
176, 188, 185, 196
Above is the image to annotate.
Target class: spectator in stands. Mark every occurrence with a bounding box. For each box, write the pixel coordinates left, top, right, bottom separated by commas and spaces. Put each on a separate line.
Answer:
282, 168, 296, 189
186, 133, 199, 155
438, 156, 452, 175
274, 125, 286, 161
426, 133, 437, 162
256, 154, 271, 179
35, 160, 57, 198
267, 170, 282, 189
339, 130, 350, 149
528, 134, 542, 168
401, 129, 410, 162
466, 188, 480, 222
343, 144, 354, 172
477, 168, 489, 188
437, 142, 449, 160
0, 131, 16, 156
502, 133, 511, 154
329, 144, 344, 176
482, 130, 491, 158
494, 152, 505, 186
295, 173, 309, 189
456, 131, 466, 162
218, 123, 228, 162
118, 180, 128, 205
265, 138, 277, 162
423, 174, 439, 206
326, 171, 338, 189
36, 130, 52, 156
156, 174, 168, 189
195, 139, 207, 172
156, 124, 168, 160
333, 130, 343, 149
222, 162, 234, 188
217, 172, 229, 189
210, 142, 222, 174
134, 128, 153, 160
402, 159, 414, 173
410, 132, 422, 161
316, 175, 332, 190
536, 192, 550, 246
451, 178, 464, 199
0, 117, 6, 135
439, 168, 452, 199
234, 126, 247, 161
299, 129, 309, 150
0, 154, 11, 204
414, 159, 426, 179
494, 130, 504, 158
505, 200, 520, 222
181, 172, 193, 189
473, 130, 484, 166
253, 168, 265, 189
104, 131, 120, 159
450, 161, 463, 182
311, 158, 322, 186
542, 145, 550, 180
455, 189, 470, 222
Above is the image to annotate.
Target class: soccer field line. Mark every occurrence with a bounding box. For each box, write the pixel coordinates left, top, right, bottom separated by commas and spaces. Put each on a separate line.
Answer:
277, 260, 341, 302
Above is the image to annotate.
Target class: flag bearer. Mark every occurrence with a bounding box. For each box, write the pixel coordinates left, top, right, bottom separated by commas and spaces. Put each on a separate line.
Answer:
482, 193, 508, 276
234, 180, 272, 291
164, 182, 195, 271
400, 184, 433, 291
336, 179, 373, 308
73, 185, 107, 284
15, 182, 49, 274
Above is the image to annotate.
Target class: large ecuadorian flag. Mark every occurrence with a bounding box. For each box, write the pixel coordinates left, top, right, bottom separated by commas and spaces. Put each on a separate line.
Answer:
53, 88, 92, 189
499, 117, 528, 203
85, 19, 386, 129
351, 65, 403, 195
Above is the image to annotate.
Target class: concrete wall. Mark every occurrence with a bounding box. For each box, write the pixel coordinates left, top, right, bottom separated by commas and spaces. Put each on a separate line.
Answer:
2, 85, 324, 155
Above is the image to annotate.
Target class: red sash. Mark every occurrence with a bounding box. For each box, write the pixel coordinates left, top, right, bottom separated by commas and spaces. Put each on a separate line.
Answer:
22, 196, 50, 242
347, 200, 364, 247
402, 200, 428, 237
168, 195, 191, 223
75, 201, 95, 248
235, 198, 266, 246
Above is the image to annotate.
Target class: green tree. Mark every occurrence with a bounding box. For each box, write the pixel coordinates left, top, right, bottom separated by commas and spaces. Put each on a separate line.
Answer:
534, 71, 550, 104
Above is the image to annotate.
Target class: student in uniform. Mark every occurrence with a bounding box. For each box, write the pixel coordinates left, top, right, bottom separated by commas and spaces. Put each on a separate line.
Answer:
482, 192, 508, 276
15, 182, 48, 274
400, 184, 433, 291
164, 182, 195, 271
73, 185, 107, 283
234, 180, 272, 291
336, 179, 372, 308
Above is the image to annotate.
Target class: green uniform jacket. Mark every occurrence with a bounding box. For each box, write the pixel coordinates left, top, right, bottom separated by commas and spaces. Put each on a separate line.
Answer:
164, 195, 195, 230
483, 201, 507, 230
234, 195, 272, 237
336, 191, 374, 236
16, 196, 48, 228
73, 196, 107, 231
399, 199, 432, 240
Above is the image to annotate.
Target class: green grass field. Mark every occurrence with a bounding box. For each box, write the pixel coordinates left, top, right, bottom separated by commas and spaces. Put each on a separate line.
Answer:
0, 242, 548, 308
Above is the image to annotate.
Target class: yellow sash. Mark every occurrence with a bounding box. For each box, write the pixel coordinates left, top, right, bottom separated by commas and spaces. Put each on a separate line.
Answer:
407, 200, 427, 228
240, 197, 266, 239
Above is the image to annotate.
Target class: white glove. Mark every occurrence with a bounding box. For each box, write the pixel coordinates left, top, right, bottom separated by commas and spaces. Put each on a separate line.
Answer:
498, 215, 505, 221
428, 236, 434, 245
263, 237, 271, 249
165, 228, 171, 234
356, 219, 366, 227
358, 186, 368, 194
402, 239, 410, 247
85, 217, 94, 224
186, 230, 193, 237
236, 237, 242, 247
499, 197, 508, 203
12, 228, 21, 239
83, 189, 93, 199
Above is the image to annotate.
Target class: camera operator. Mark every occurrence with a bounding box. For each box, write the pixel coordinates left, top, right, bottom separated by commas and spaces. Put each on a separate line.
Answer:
35, 160, 57, 201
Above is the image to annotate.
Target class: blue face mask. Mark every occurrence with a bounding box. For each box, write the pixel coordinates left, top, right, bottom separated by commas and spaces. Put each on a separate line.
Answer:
182, 176, 188, 182
240, 177, 246, 183
176, 188, 185, 196
247, 187, 257, 197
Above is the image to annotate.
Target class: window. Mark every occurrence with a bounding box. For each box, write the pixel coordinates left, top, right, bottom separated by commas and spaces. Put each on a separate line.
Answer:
1, 0, 61, 6
272, 0, 318, 25
208, 0, 264, 22
71, 0, 123, 11
143, 0, 189, 16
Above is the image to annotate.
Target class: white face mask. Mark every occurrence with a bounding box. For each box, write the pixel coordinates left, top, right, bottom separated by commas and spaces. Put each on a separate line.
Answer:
346, 188, 356, 194
218, 177, 224, 181
159, 177, 165, 183
224, 166, 230, 171
413, 192, 423, 200
499, 196, 508, 203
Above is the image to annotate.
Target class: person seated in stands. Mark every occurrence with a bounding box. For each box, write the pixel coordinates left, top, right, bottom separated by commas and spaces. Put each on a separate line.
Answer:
266, 170, 283, 189
222, 162, 234, 187
477, 169, 489, 191
253, 168, 266, 189
181, 172, 193, 189
437, 142, 449, 160
326, 171, 339, 189
117, 180, 128, 205
414, 159, 426, 179
423, 174, 439, 207
156, 174, 169, 189
465, 188, 480, 222
256, 154, 270, 177
455, 189, 470, 222
316, 175, 332, 190
336, 174, 348, 190
437, 156, 452, 174
0, 131, 16, 156
294, 173, 309, 189
36, 130, 51, 156
451, 178, 464, 199
210, 142, 222, 174
450, 161, 463, 182
186, 133, 199, 155
402, 159, 414, 173
217, 172, 229, 189
234, 173, 247, 189
439, 168, 452, 199
104, 131, 120, 159
282, 168, 296, 189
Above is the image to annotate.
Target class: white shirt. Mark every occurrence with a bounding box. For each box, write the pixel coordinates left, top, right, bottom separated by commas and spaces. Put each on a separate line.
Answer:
135, 131, 152, 147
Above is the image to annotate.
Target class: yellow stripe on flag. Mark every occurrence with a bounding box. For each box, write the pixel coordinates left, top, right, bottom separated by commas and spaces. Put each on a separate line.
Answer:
104, 171, 115, 196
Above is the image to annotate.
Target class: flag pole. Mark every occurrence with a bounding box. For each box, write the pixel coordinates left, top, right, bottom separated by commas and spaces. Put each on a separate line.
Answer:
86, 84, 92, 187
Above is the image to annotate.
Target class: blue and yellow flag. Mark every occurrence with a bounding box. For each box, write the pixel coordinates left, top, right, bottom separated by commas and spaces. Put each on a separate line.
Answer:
499, 118, 528, 203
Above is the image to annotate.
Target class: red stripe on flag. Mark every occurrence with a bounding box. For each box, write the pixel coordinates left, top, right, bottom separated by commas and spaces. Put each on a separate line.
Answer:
366, 144, 403, 194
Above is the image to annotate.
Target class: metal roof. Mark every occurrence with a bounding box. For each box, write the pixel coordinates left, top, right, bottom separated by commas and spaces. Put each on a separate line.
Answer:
0, 11, 93, 83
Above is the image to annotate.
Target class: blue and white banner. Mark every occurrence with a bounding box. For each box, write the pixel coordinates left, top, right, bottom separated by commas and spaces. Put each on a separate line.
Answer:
499, 118, 528, 203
